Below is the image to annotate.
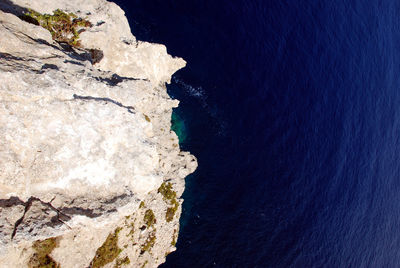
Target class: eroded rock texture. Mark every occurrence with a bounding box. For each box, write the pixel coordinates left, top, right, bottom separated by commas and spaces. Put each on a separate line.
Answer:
0, 0, 197, 267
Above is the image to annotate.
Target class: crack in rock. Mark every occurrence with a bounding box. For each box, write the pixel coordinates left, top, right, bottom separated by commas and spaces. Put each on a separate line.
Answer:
10, 197, 71, 240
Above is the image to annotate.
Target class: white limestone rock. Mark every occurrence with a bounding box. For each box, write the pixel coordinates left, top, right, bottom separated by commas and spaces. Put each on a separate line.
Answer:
0, 0, 197, 267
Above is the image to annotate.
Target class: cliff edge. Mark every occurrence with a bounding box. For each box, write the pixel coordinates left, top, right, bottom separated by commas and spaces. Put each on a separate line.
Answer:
0, 0, 197, 267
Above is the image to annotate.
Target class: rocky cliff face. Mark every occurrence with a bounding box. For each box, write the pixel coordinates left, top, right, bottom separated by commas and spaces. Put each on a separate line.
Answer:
0, 1, 197, 267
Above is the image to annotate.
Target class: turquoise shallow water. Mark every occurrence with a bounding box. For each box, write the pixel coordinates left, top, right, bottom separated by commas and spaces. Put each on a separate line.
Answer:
171, 110, 187, 144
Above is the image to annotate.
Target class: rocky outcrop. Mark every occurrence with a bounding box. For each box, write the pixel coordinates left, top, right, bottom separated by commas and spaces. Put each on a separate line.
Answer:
0, 0, 197, 267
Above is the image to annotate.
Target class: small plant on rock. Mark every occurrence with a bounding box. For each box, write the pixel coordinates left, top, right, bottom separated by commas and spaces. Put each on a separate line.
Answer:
24, 9, 92, 47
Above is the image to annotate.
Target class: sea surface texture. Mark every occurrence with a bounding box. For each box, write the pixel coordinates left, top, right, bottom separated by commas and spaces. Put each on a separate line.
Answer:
114, 0, 400, 267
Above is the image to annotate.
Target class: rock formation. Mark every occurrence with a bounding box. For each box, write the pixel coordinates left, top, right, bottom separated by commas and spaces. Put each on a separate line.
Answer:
0, 0, 197, 267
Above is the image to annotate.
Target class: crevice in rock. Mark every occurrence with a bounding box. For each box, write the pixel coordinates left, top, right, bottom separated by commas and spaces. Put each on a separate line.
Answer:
0, 0, 29, 19
0, 196, 25, 208
10, 197, 72, 239
59, 207, 102, 218
5, 193, 134, 239
0, 61, 43, 74
59, 194, 134, 218
18, 32, 60, 51
103, 194, 128, 205
41, 63, 59, 71
64, 59, 85, 66
73, 94, 136, 114
11, 199, 32, 240
0, 52, 36, 62
0, 51, 62, 69
0, 54, 51, 74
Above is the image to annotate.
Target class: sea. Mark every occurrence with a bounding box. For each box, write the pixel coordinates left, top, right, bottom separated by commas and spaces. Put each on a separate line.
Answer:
113, 0, 400, 267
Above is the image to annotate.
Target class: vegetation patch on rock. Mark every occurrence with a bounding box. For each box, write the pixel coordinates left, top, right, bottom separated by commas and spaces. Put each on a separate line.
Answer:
115, 256, 130, 267
23, 9, 92, 47
171, 229, 177, 247
158, 182, 179, 222
91, 228, 122, 268
141, 232, 156, 253
166, 201, 179, 222
158, 182, 176, 201
127, 221, 135, 237
141, 260, 149, 268
143, 209, 156, 227
29, 237, 60, 268
144, 114, 151, 122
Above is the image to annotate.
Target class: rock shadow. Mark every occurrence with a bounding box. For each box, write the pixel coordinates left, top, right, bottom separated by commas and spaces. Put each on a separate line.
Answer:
0, 0, 29, 18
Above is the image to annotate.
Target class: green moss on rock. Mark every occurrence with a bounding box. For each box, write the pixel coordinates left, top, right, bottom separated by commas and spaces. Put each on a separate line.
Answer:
143, 209, 156, 227
171, 229, 177, 247
29, 237, 59, 268
128, 222, 135, 237
158, 182, 176, 201
166, 200, 179, 222
158, 182, 180, 222
91, 228, 122, 268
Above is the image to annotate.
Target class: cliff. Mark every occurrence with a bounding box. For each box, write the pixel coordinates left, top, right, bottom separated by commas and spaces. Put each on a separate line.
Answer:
0, 0, 197, 267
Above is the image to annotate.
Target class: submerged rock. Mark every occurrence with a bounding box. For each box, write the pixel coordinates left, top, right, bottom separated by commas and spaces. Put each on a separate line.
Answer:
0, 0, 197, 267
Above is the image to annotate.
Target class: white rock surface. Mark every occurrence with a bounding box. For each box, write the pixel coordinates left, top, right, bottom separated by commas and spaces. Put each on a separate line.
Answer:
0, 0, 197, 267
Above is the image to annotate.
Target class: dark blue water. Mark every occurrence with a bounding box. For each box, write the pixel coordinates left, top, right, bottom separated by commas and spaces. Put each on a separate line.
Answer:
113, 0, 400, 266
